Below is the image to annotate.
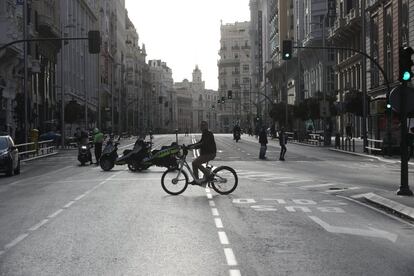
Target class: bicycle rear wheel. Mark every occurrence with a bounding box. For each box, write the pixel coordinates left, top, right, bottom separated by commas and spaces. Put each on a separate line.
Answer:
161, 169, 189, 195
211, 166, 238, 195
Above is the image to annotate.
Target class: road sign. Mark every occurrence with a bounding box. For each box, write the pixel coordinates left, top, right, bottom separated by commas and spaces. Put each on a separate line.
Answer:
389, 86, 414, 113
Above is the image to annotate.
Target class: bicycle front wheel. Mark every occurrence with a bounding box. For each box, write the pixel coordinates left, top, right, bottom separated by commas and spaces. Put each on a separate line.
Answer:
161, 169, 189, 195
211, 166, 238, 195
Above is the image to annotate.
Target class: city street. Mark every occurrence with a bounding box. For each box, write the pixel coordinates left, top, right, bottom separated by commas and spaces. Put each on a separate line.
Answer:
0, 134, 414, 275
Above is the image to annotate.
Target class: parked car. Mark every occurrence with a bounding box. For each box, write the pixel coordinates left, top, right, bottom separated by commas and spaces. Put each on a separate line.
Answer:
0, 136, 20, 176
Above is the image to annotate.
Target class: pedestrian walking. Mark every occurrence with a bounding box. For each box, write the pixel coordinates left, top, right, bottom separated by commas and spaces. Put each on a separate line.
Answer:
408, 127, 414, 161
259, 127, 268, 159
93, 128, 104, 165
279, 127, 287, 161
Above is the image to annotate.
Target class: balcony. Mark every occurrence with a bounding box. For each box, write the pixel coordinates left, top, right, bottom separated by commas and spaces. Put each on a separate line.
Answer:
231, 46, 240, 50
345, 8, 361, 26
217, 59, 240, 67
328, 18, 346, 39
36, 0, 60, 38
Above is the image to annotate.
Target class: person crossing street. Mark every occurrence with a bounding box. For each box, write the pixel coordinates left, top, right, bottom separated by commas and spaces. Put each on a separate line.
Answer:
279, 127, 287, 161
93, 128, 104, 165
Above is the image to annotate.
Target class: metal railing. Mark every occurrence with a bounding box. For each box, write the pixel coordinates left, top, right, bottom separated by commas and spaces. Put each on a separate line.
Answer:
16, 139, 56, 160
365, 138, 383, 154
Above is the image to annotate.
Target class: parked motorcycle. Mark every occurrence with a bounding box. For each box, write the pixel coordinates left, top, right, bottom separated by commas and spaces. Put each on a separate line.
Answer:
99, 136, 120, 171
128, 142, 179, 172
99, 137, 179, 172
78, 142, 93, 166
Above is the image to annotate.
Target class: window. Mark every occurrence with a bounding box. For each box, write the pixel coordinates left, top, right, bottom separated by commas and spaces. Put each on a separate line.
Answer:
243, 64, 249, 72
370, 15, 379, 87
384, 6, 393, 81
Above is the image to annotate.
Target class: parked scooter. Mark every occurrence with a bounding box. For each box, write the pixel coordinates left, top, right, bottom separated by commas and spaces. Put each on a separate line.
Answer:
99, 136, 179, 172
78, 142, 93, 166
99, 136, 120, 171
128, 142, 179, 172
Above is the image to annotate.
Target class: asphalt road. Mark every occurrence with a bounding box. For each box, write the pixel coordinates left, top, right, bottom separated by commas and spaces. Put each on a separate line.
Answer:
0, 134, 413, 275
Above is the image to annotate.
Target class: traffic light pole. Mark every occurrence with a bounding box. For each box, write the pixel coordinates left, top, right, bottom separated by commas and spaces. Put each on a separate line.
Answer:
397, 82, 413, 196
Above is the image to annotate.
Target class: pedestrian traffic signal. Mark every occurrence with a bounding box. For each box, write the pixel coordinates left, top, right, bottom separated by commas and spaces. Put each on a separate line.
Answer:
282, 40, 293, 60
399, 46, 414, 82
221, 96, 226, 103
227, 90, 232, 99
88, 30, 101, 54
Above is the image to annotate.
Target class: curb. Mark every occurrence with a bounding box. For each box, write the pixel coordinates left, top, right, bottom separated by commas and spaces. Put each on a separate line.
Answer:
21, 152, 59, 162
328, 148, 414, 166
352, 193, 414, 221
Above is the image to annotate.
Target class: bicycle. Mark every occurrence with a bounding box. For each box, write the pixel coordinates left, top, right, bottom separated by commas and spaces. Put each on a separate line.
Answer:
161, 145, 238, 195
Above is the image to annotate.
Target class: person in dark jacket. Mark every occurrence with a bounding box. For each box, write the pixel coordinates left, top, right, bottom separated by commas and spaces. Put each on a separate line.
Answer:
279, 127, 287, 161
187, 121, 217, 186
259, 126, 268, 159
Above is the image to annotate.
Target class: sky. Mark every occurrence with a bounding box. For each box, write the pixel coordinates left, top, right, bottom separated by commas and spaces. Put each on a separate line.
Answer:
125, 0, 251, 91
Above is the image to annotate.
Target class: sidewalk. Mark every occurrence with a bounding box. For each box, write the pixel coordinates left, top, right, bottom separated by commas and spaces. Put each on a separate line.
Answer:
244, 134, 414, 223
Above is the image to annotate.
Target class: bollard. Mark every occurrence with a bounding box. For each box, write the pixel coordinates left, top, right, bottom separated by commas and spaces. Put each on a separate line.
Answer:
352, 139, 355, 152
175, 129, 178, 144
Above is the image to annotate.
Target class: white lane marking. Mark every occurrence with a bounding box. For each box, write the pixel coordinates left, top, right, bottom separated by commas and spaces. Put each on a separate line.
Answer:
263, 176, 292, 181
207, 193, 213, 199
28, 219, 49, 231
279, 180, 311, 184
218, 231, 230, 245
205, 187, 211, 193
48, 209, 63, 218
215, 218, 223, 228
4, 233, 29, 250
209, 200, 216, 207
9, 166, 73, 186
212, 208, 219, 216
323, 187, 361, 193
224, 248, 238, 266
229, 270, 241, 276
300, 183, 335, 189
308, 216, 398, 243
75, 194, 86, 201
63, 201, 75, 208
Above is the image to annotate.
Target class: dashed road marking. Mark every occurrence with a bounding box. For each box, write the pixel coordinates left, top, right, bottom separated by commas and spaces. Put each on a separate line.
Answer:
212, 208, 219, 216
214, 218, 224, 228
207, 193, 213, 199
230, 270, 242, 276
300, 183, 334, 189
75, 194, 86, 201
209, 200, 216, 207
48, 209, 63, 218
224, 248, 238, 266
218, 231, 229, 245
28, 219, 49, 231
280, 180, 311, 184
63, 201, 75, 208
4, 234, 29, 250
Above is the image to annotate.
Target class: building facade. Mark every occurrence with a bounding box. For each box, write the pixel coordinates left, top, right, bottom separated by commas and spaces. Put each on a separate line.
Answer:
218, 21, 253, 132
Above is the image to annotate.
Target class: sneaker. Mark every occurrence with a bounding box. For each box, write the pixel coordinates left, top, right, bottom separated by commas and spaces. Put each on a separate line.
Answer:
279, 157, 285, 161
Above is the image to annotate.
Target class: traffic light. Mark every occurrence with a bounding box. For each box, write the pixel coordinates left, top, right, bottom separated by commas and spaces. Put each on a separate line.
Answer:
282, 40, 293, 60
399, 46, 414, 82
221, 96, 226, 103
227, 90, 232, 99
88, 30, 101, 54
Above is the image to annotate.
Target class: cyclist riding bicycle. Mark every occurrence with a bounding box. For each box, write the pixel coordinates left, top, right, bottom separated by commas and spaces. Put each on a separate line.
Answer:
187, 121, 216, 186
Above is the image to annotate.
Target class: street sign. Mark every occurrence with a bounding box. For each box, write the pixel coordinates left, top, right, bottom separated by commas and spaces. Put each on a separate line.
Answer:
389, 86, 414, 113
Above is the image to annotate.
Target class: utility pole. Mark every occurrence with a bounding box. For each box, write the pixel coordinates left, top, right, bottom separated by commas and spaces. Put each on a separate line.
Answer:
23, 0, 28, 144
361, 0, 368, 152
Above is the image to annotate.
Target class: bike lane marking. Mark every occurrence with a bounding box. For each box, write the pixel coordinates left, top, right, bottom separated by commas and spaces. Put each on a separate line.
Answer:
192, 135, 242, 275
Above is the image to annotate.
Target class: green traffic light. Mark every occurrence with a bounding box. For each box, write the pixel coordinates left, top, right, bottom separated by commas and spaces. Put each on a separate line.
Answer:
285, 53, 290, 58
402, 71, 411, 81
386, 103, 391, 109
